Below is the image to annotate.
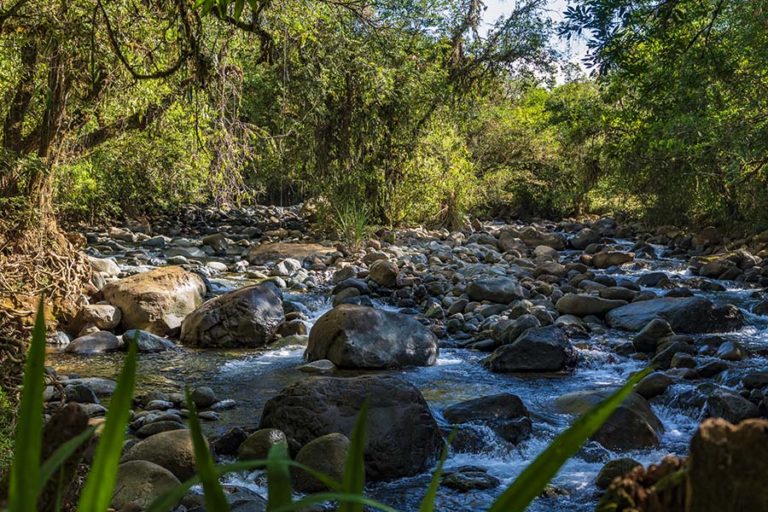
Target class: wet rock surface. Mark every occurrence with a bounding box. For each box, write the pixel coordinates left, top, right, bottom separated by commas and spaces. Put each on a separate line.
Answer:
43, 207, 768, 511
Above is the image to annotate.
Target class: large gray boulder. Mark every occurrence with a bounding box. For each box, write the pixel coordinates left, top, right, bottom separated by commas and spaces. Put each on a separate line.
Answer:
259, 375, 443, 481
181, 283, 284, 348
443, 393, 532, 444
306, 304, 438, 368
484, 325, 576, 373
555, 293, 627, 316
111, 460, 181, 510
65, 331, 121, 354
605, 297, 744, 333
467, 277, 525, 303
555, 390, 663, 451
102, 267, 206, 335
120, 429, 199, 481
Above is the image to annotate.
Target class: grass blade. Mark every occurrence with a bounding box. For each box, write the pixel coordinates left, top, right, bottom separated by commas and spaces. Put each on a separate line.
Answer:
340, 400, 368, 512
186, 388, 230, 512
39, 426, 95, 487
488, 367, 653, 512
146, 459, 345, 512
76, 341, 138, 512
266, 443, 293, 510
418, 430, 455, 512
9, 298, 47, 511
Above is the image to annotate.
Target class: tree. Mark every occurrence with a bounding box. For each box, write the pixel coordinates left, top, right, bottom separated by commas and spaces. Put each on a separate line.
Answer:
561, 0, 768, 226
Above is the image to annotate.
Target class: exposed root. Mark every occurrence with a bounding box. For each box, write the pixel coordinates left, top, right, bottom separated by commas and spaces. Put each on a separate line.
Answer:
0, 213, 91, 402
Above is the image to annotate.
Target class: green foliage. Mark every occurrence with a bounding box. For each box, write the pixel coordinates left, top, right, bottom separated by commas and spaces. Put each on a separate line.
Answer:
186, 388, 230, 512
77, 341, 138, 512
8, 299, 46, 512
331, 202, 372, 250
266, 444, 293, 510
467, 80, 606, 219
385, 117, 478, 228
563, 0, 768, 229
0, 389, 14, 481
340, 401, 368, 512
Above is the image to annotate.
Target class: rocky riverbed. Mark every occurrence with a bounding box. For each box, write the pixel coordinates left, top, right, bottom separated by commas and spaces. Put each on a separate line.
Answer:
46, 206, 768, 511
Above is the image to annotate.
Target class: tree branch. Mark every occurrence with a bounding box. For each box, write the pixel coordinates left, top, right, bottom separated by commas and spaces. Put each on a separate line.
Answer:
97, 0, 189, 80
77, 80, 190, 150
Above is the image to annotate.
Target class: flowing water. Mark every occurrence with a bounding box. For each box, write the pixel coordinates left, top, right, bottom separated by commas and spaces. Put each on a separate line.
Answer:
49, 239, 768, 511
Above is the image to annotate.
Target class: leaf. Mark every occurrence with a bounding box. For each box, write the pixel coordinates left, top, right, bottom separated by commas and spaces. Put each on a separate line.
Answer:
487, 367, 653, 512
340, 400, 368, 512
418, 430, 455, 512
234, 0, 245, 20
147, 459, 345, 512
266, 443, 293, 511
186, 388, 230, 512
200, 0, 215, 16
39, 426, 95, 488
77, 341, 139, 512
9, 298, 47, 512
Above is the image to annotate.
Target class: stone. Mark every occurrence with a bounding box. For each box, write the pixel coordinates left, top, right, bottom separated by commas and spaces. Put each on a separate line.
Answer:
743, 372, 768, 390
606, 297, 744, 333
716, 340, 746, 361
298, 359, 336, 374
120, 429, 199, 481
213, 427, 248, 456
555, 391, 663, 451
191, 386, 218, 408
592, 251, 634, 269
123, 329, 177, 352
259, 375, 442, 480
111, 460, 181, 510
65, 331, 121, 354
518, 227, 566, 250
688, 418, 768, 512
441, 466, 501, 492
571, 228, 600, 250
596, 458, 642, 489
136, 420, 186, 438
368, 259, 399, 287
202, 233, 228, 254
466, 277, 525, 303
180, 282, 284, 348
293, 433, 349, 492
599, 286, 638, 302
306, 304, 438, 369
238, 429, 288, 460
102, 267, 206, 335
496, 314, 540, 345
484, 325, 576, 373
88, 256, 121, 277
64, 384, 98, 404
247, 242, 335, 265
634, 372, 674, 399
71, 304, 121, 333
555, 293, 627, 316
632, 318, 675, 352
443, 393, 532, 444
636, 272, 672, 288
704, 390, 760, 423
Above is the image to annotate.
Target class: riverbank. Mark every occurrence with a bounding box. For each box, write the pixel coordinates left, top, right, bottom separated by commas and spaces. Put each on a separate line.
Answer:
40, 207, 768, 511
